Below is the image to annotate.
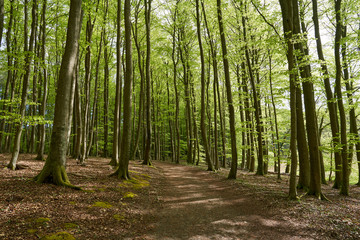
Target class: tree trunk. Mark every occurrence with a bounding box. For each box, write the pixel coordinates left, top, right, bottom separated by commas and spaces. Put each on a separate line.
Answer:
112, 0, 133, 179
73, 79, 82, 160
8, 0, 38, 170
279, 0, 298, 200
171, 0, 180, 164
217, 0, 237, 178
131, 3, 144, 161
196, 0, 213, 170
143, 0, 152, 166
79, 15, 94, 165
110, 0, 122, 166
334, 0, 349, 196
241, 6, 264, 175
268, 54, 281, 179
34, 0, 82, 188
103, 26, 109, 158
0, 0, 14, 152
295, 82, 310, 189
291, 0, 322, 198
36, 0, 48, 160
311, 0, 342, 189
87, 32, 103, 157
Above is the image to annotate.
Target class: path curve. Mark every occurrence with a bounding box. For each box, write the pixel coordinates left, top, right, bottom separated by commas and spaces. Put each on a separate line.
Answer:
144, 161, 313, 240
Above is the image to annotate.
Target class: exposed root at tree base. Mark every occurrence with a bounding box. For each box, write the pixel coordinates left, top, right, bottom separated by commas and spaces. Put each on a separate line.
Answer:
34, 164, 81, 190
6, 164, 29, 171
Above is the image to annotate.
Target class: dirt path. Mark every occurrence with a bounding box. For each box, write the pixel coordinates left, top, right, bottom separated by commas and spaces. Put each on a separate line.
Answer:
143, 162, 315, 240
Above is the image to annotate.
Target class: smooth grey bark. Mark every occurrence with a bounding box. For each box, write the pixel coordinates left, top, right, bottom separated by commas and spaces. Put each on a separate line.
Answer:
291, 0, 322, 198
311, 0, 342, 189
79, 14, 95, 164
279, 0, 298, 200
34, 0, 82, 188
111, 0, 122, 166
143, 0, 152, 165
334, 0, 349, 196
196, 0, 213, 171
112, 0, 133, 179
217, 0, 237, 178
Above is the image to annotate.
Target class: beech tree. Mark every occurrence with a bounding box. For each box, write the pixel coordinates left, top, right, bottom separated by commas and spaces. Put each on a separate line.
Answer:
34, 0, 82, 188
112, 0, 133, 179
0, 0, 359, 198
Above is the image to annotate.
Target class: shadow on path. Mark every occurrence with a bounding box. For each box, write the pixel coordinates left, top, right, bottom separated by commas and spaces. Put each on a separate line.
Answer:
142, 162, 314, 240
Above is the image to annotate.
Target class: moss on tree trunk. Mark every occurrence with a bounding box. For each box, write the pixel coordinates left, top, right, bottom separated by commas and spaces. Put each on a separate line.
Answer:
34, 161, 80, 190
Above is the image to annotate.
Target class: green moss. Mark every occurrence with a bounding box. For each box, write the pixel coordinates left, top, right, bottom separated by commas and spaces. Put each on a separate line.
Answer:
69, 201, 76, 205
91, 201, 112, 208
35, 217, 51, 224
97, 188, 106, 192
63, 223, 78, 229
123, 192, 137, 199
129, 170, 140, 174
41, 231, 75, 240
140, 173, 151, 179
82, 189, 95, 193
27, 229, 38, 234
113, 214, 125, 221
121, 178, 149, 190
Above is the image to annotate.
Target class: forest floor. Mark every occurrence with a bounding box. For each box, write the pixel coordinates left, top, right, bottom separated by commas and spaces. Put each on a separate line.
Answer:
0, 154, 360, 239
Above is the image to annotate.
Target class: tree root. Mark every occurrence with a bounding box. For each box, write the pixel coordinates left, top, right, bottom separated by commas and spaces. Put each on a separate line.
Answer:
34, 163, 81, 190
320, 193, 331, 202
110, 166, 130, 180
6, 163, 29, 171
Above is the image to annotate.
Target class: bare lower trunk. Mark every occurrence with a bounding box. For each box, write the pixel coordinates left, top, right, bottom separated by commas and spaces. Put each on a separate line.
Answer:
34, 0, 82, 188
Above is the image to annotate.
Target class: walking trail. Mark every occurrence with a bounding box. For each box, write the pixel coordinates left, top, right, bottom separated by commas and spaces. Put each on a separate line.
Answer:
142, 161, 314, 240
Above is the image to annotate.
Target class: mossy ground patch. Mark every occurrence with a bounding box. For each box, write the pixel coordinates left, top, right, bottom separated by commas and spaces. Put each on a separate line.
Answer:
123, 192, 137, 199
35, 217, 51, 224
91, 201, 112, 208
113, 214, 125, 221
63, 223, 78, 229
40, 231, 75, 240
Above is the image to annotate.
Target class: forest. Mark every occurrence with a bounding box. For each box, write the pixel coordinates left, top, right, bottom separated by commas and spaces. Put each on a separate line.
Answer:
1, 0, 360, 239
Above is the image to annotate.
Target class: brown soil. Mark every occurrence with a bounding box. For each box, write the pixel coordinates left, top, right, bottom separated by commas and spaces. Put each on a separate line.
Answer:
1, 154, 360, 239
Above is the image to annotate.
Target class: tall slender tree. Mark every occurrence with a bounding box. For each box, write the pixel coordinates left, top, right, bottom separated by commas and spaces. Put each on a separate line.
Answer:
36, 0, 48, 161
112, 0, 133, 179
143, 0, 152, 165
311, 0, 342, 189
8, 0, 38, 170
334, 0, 349, 196
34, 0, 82, 188
195, 0, 213, 171
279, 0, 298, 200
217, 0, 238, 178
